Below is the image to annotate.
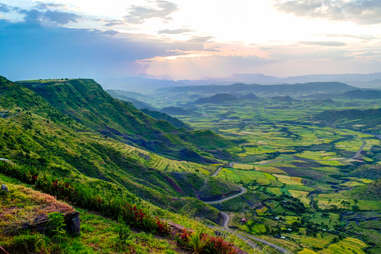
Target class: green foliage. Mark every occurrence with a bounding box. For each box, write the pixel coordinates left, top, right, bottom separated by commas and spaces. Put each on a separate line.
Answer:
17, 78, 234, 163
3, 233, 49, 254
176, 229, 239, 254
47, 212, 66, 243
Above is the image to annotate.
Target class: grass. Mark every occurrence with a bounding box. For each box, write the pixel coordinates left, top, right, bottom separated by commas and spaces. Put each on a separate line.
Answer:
216, 168, 280, 186
288, 190, 310, 207
322, 237, 367, 254
274, 174, 303, 186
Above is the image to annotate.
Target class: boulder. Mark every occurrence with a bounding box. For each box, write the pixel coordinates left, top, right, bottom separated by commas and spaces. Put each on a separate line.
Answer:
65, 212, 80, 236
1, 184, 8, 192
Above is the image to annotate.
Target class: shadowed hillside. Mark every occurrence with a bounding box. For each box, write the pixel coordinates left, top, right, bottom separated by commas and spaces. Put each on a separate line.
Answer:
17, 79, 236, 163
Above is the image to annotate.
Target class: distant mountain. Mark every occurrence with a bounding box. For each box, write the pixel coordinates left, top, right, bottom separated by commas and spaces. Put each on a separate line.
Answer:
270, 96, 295, 102
228, 72, 381, 88
17, 79, 236, 162
239, 93, 258, 100
340, 89, 381, 99
160, 82, 355, 98
99, 72, 381, 94
194, 93, 238, 104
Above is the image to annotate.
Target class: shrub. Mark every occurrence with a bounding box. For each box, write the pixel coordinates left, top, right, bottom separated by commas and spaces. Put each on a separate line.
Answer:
117, 215, 132, 251
5, 233, 49, 254
203, 236, 238, 254
176, 229, 238, 254
188, 231, 208, 254
47, 212, 66, 243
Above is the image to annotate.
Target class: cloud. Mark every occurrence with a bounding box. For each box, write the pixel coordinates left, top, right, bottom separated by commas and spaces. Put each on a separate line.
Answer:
300, 41, 347, 47
0, 19, 179, 82
21, 9, 80, 25
158, 28, 192, 34
124, 0, 178, 24
187, 36, 214, 43
0, 2, 80, 25
274, 0, 381, 24
0, 3, 10, 12
34, 2, 65, 10
325, 33, 377, 41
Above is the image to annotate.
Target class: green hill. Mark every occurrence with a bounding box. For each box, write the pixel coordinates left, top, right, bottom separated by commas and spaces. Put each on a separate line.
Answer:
314, 108, 381, 134
340, 89, 381, 99
17, 79, 235, 163
194, 93, 238, 104
0, 75, 251, 253
0, 76, 242, 222
107, 89, 156, 110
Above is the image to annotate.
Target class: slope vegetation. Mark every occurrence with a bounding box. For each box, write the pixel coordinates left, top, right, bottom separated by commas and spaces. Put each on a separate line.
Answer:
17, 79, 234, 163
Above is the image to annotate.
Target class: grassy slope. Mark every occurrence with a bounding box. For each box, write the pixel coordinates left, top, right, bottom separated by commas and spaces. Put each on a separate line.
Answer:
17, 79, 235, 163
0, 175, 182, 254
315, 108, 381, 134
0, 76, 258, 252
1, 76, 228, 222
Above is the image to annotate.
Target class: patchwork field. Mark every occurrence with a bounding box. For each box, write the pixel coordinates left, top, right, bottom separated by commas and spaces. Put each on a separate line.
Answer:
140, 94, 381, 253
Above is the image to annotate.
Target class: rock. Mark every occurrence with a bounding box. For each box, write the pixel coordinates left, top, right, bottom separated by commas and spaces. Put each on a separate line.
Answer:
18, 212, 80, 236
1, 184, 8, 192
65, 212, 80, 236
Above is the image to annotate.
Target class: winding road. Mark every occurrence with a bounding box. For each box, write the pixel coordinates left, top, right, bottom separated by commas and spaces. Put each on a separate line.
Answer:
204, 186, 247, 205
201, 164, 290, 254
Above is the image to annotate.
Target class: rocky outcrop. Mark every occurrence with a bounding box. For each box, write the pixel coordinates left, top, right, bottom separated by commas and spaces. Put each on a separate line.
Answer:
65, 212, 80, 236
0, 183, 80, 236
20, 211, 80, 236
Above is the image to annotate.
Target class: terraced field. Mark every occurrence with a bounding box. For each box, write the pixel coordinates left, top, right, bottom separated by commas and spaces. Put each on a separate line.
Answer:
140, 95, 381, 254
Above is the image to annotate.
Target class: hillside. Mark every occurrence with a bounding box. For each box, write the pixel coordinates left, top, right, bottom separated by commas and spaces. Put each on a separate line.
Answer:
0, 76, 245, 222
0, 175, 194, 254
0, 76, 254, 252
314, 108, 381, 134
340, 89, 381, 99
352, 178, 381, 201
17, 79, 236, 163
141, 109, 190, 129
107, 89, 156, 110
195, 94, 238, 104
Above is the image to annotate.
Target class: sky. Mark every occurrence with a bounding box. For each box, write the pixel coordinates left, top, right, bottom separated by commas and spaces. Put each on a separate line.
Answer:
0, 0, 381, 82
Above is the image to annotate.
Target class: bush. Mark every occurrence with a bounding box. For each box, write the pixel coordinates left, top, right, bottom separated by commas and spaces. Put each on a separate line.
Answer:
176, 229, 238, 254
47, 212, 66, 243
4, 233, 49, 254
116, 215, 132, 251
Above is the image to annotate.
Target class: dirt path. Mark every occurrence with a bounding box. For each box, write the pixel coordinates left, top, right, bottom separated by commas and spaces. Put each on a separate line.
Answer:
211, 166, 223, 177
212, 211, 289, 253
201, 164, 289, 253
204, 186, 247, 205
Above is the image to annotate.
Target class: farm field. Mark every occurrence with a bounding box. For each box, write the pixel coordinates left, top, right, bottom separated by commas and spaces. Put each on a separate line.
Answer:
140, 94, 381, 253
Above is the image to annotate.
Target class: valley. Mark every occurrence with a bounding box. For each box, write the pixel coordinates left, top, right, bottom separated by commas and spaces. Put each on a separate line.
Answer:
112, 84, 381, 254
2, 1, 380, 253
1, 76, 380, 254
